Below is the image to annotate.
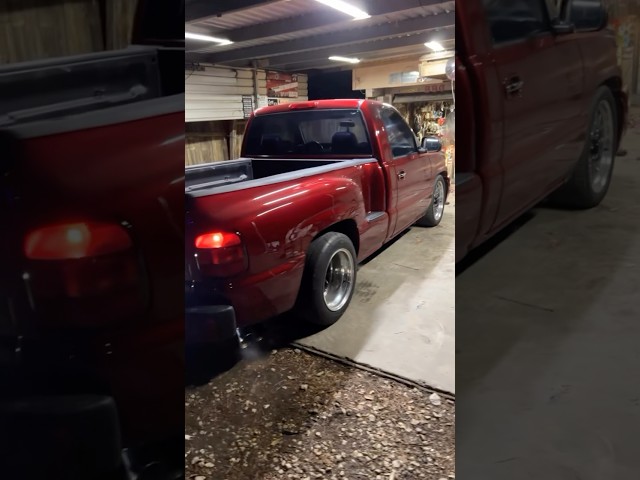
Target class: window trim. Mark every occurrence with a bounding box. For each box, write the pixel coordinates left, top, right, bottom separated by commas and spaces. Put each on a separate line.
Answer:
482, 0, 554, 48
244, 108, 374, 158
381, 106, 419, 159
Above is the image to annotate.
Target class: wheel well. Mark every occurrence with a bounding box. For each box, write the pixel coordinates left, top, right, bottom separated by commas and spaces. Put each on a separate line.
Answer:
438, 171, 451, 196
316, 219, 360, 254
602, 77, 626, 144
602, 77, 622, 93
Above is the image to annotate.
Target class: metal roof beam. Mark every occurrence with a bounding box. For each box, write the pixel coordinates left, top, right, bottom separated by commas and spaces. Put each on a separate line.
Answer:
279, 52, 433, 72
203, 12, 454, 64
205, 0, 454, 41
259, 28, 455, 68
186, 0, 280, 22
192, 27, 454, 69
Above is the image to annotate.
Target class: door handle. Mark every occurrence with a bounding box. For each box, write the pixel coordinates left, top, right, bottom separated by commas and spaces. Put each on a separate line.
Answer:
398, 171, 407, 180
504, 76, 524, 97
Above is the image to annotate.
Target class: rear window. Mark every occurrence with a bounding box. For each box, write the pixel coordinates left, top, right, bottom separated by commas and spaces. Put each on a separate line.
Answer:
244, 109, 372, 157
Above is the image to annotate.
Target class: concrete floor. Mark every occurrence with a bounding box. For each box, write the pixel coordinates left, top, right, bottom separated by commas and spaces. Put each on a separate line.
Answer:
456, 112, 640, 479
297, 202, 455, 394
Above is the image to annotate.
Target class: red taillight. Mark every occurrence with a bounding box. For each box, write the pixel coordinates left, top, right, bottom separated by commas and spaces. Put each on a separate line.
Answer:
194, 231, 246, 277
194, 232, 241, 249
22, 221, 145, 328
24, 222, 132, 260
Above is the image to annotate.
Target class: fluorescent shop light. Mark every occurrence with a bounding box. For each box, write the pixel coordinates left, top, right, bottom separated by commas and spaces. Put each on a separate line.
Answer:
185, 32, 233, 45
314, 0, 370, 20
425, 41, 444, 52
329, 56, 361, 64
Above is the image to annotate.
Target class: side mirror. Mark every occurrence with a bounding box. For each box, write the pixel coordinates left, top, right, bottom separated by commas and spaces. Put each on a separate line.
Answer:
421, 136, 442, 153
561, 0, 608, 32
551, 19, 575, 35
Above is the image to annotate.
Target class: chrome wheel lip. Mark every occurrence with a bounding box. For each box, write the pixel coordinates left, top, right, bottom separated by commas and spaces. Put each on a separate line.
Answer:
433, 179, 445, 221
323, 248, 355, 312
589, 100, 614, 194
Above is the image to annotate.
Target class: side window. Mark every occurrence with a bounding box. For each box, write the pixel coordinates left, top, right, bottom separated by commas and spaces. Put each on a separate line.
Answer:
483, 0, 550, 45
381, 108, 417, 158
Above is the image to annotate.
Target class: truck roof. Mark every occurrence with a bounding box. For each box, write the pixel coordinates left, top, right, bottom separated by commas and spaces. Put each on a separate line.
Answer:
254, 99, 381, 116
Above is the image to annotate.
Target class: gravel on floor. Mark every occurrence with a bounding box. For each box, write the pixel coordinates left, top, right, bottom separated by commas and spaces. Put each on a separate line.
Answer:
185, 347, 455, 480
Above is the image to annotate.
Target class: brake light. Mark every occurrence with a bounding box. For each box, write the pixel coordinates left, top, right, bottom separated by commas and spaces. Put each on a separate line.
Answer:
22, 221, 145, 328
194, 231, 247, 277
24, 222, 132, 260
195, 232, 241, 249
288, 101, 318, 110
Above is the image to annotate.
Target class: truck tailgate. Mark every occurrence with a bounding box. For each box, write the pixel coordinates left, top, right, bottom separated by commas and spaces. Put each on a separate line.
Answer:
4, 99, 184, 328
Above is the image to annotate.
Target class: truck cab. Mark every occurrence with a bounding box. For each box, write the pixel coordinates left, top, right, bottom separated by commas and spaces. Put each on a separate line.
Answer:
456, 0, 627, 262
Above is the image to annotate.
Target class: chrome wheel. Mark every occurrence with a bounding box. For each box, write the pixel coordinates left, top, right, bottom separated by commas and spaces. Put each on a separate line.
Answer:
433, 179, 445, 222
589, 100, 614, 194
323, 248, 355, 312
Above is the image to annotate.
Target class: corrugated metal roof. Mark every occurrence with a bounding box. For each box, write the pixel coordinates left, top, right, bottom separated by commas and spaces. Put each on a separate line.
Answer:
186, 0, 455, 70
195, 0, 320, 29
189, 9, 454, 54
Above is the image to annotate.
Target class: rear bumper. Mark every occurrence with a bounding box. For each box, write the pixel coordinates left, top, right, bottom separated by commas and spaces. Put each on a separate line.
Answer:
0, 394, 125, 479
187, 257, 305, 326
0, 393, 183, 479
185, 305, 237, 345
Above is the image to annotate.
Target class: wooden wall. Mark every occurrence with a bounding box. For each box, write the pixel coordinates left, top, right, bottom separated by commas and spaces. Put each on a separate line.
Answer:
0, 0, 138, 64
105, 0, 139, 50
229, 120, 247, 160
0, 0, 103, 64
185, 121, 228, 166
185, 119, 248, 166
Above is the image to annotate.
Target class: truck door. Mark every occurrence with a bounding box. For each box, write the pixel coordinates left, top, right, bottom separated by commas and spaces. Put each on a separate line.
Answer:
380, 106, 433, 237
482, 0, 585, 228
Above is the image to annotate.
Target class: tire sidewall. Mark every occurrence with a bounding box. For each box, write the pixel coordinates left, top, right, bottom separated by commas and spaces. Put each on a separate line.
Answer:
418, 175, 446, 227
582, 87, 618, 203
304, 233, 357, 326
432, 175, 447, 223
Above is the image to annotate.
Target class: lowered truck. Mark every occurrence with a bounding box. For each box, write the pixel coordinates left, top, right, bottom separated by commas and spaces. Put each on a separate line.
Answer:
456, 0, 628, 262
185, 99, 449, 331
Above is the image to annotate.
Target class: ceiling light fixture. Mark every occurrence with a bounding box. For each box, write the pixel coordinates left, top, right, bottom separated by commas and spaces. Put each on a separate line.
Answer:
185, 32, 233, 45
329, 56, 361, 64
314, 0, 370, 20
425, 41, 444, 52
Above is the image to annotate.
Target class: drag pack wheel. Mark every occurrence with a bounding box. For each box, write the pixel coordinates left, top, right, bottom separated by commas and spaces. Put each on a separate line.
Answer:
417, 174, 446, 227
551, 86, 618, 208
295, 232, 356, 326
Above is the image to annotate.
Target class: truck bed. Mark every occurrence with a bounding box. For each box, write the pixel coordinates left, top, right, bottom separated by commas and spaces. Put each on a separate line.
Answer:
185, 157, 374, 195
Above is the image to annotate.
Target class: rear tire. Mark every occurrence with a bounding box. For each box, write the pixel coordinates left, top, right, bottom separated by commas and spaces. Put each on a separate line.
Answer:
417, 175, 446, 227
551, 86, 618, 209
295, 232, 357, 326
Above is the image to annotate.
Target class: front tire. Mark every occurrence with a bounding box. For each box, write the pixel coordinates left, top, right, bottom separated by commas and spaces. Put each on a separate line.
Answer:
295, 232, 357, 326
551, 87, 618, 209
417, 175, 446, 227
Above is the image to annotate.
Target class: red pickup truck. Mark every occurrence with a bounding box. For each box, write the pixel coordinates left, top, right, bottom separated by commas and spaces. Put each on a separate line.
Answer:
456, 0, 628, 262
185, 99, 449, 331
0, 1, 184, 478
